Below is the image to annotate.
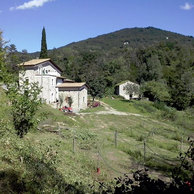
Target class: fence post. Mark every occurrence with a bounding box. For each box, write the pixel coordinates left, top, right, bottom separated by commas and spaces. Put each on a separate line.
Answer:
181, 134, 183, 153
73, 138, 75, 153
180, 128, 185, 153
143, 140, 146, 168
57, 123, 61, 136
97, 151, 100, 174
115, 130, 118, 148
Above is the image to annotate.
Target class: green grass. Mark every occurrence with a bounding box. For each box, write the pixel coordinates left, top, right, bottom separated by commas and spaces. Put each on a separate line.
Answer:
102, 97, 194, 131
80, 105, 106, 113
102, 97, 158, 115
0, 88, 193, 193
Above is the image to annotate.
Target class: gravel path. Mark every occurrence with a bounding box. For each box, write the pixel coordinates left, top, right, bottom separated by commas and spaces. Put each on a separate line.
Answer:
78, 101, 141, 116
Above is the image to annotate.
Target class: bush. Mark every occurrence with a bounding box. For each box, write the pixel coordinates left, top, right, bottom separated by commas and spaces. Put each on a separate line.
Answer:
141, 81, 170, 102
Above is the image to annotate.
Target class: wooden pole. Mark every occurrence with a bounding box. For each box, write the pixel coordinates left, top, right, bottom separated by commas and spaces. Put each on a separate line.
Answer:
97, 151, 100, 174
181, 134, 183, 153
73, 138, 75, 153
115, 130, 118, 148
180, 128, 185, 153
144, 140, 146, 168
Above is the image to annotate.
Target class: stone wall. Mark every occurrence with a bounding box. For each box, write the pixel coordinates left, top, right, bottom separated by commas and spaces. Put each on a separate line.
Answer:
59, 86, 88, 112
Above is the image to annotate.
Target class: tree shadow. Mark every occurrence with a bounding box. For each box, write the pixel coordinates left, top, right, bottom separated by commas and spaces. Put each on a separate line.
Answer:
0, 145, 85, 194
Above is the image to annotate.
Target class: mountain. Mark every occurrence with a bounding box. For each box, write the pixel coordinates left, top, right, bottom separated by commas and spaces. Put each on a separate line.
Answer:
27, 26, 194, 58
12, 27, 194, 110
63, 26, 194, 51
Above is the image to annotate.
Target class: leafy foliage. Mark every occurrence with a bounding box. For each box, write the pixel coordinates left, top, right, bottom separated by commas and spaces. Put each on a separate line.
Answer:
59, 93, 64, 108
124, 82, 139, 100
141, 81, 170, 102
99, 139, 194, 194
65, 96, 73, 107
6, 77, 42, 138
13, 27, 194, 110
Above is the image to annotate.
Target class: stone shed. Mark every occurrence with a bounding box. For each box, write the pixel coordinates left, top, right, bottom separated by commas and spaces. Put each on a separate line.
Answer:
115, 80, 140, 100
57, 82, 88, 112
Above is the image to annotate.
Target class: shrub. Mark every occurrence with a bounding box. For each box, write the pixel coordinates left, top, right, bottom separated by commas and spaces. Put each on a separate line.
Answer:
141, 81, 170, 102
6, 79, 42, 138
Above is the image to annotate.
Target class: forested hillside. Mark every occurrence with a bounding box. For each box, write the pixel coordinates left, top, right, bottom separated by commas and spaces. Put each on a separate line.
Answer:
1, 27, 194, 193
8, 27, 194, 110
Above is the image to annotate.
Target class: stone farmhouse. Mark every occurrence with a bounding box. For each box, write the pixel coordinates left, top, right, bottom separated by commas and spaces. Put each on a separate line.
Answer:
115, 80, 140, 100
19, 58, 87, 112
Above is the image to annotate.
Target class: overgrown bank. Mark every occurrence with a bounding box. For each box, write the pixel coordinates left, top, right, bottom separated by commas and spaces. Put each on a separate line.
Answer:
0, 86, 193, 193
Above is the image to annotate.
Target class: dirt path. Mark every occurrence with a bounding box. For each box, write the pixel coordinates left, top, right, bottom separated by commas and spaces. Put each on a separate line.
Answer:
78, 101, 141, 116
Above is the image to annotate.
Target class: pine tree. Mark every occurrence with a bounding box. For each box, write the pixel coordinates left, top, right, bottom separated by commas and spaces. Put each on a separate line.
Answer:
39, 27, 48, 59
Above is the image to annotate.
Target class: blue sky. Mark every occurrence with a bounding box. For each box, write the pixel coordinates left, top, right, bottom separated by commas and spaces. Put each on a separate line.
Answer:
0, 0, 194, 52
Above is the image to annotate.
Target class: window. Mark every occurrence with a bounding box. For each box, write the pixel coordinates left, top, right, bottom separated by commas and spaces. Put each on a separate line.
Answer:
52, 79, 53, 86
83, 97, 85, 103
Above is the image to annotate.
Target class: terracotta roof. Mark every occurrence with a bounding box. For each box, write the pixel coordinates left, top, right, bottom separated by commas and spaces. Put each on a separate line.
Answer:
57, 82, 86, 88
18, 58, 62, 72
18, 58, 50, 66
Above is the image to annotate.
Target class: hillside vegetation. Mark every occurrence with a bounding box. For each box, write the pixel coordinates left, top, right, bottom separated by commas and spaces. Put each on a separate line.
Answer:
2, 27, 194, 192
11, 27, 194, 111
0, 85, 193, 192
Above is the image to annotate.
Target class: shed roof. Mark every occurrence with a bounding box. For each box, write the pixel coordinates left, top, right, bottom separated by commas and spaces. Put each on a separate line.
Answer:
116, 80, 139, 86
18, 58, 62, 72
57, 82, 86, 88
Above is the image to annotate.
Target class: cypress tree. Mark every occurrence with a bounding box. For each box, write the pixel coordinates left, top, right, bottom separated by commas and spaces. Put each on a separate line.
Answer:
39, 27, 48, 59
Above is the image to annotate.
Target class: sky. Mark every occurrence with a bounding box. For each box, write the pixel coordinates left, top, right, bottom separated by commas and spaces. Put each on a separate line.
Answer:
0, 0, 194, 53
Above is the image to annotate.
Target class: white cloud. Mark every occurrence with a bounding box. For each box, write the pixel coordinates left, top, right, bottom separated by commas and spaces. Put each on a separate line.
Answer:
180, 2, 194, 10
10, 0, 54, 11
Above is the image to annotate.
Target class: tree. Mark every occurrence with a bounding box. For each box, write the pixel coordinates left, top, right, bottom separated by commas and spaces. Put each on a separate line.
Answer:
0, 31, 4, 70
78, 52, 106, 101
6, 44, 20, 71
66, 96, 73, 107
8, 44, 17, 53
1, 31, 42, 138
5, 76, 42, 138
59, 94, 64, 108
0, 31, 7, 81
137, 53, 162, 84
39, 27, 48, 59
1, 61, 42, 138
89, 76, 105, 102
169, 75, 193, 110
22, 49, 28, 54
141, 81, 170, 102
124, 83, 139, 100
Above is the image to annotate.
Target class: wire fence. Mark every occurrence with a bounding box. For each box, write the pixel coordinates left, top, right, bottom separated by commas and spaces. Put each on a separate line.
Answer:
55, 126, 187, 175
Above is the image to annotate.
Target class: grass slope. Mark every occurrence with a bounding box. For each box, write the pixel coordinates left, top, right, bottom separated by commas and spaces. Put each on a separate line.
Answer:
0, 88, 193, 193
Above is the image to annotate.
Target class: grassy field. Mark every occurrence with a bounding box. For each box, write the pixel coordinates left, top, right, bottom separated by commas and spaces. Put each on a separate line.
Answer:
0, 88, 193, 193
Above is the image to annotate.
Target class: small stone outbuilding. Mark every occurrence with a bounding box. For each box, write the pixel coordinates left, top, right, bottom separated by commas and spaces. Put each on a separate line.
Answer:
115, 80, 140, 100
57, 82, 88, 112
